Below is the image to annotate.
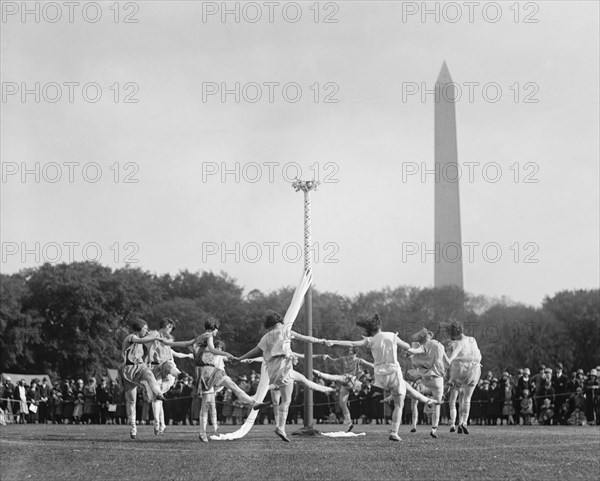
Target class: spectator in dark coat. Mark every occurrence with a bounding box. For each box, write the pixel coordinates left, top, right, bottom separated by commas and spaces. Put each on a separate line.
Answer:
568, 370, 585, 393
313, 379, 330, 423
349, 388, 361, 424
369, 382, 384, 424
538, 374, 555, 404
470, 380, 485, 425
487, 379, 502, 425
584, 369, 599, 425
530, 365, 547, 415
96, 378, 110, 424
52, 387, 63, 424
62, 381, 75, 424
1, 378, 14, 423
552, 363, 569, 424
479, 380, 491, 424
38, 378, 51, 424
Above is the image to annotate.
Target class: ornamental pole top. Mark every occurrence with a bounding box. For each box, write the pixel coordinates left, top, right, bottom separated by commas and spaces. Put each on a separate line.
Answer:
292, 179, 320, 193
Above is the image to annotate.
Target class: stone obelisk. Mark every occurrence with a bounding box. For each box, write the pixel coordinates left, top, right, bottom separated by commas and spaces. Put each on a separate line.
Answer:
434, 62, 464, 288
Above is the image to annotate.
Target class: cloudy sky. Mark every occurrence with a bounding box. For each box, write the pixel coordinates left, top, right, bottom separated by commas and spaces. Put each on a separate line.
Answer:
2, 1, 598, 306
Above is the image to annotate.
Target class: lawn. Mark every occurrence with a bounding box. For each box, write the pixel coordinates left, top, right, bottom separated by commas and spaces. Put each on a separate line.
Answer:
1, 423, 598, 481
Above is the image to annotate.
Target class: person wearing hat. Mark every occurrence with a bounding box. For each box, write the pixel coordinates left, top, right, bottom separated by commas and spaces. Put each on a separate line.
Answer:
405, 327, 449, 439
51, 384, 64, 424
551, 363, 568, 424
0, 377, 14, 423
499, 375, 516, 426
530, 365, 547, 416
477, 380, 491, 425
445, 321, 482, 434
513, 369, 524, 422
13, 379, 29, 424
236, 373, 251, 421
573, 369, 586, 392
537, 370, 555, 417
567, 371, 579, 394
567, 386, 587, 425
486, 378, 503, 425
584, 368, 599, 424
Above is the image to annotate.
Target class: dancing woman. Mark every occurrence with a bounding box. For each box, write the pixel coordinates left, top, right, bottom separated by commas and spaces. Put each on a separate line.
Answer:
146, 318, 193, 435
313, 347, 373, 431
119, 319, 166, 439
445, 321, 482, 434
328, 313, 439, 442
405, 328, 449, 438
162, 318, 265, 440
238, 310, 335, 442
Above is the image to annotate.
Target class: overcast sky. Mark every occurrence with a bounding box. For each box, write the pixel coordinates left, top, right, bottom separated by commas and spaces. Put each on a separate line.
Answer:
2, 1, 598, 306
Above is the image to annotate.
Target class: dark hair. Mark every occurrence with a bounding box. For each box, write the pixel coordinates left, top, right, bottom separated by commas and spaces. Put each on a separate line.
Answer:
445, 321, 463, 339
214, 339, 225, 350
204, 318, 220, 331
411, 327, 432, 344
264, 310, 283, 329
160, 318, 176, 330
131, 319, 147, 332
356, 313, 382, 337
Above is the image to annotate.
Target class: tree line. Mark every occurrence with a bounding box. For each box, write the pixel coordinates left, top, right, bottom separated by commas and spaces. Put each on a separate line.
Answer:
1, 262, 598, 379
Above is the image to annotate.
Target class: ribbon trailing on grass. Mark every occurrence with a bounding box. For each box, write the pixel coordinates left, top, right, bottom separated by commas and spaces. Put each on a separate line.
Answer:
211, 269, 312, 441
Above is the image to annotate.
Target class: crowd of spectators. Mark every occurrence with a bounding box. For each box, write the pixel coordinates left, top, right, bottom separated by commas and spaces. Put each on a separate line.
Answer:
465, 364, 599, 427
1, 362, 598, 428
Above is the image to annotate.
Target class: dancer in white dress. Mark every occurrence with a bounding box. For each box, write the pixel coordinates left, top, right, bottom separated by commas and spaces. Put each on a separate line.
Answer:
445, 321, 482, 434
118, 319, 165, 439
329, 314, 440, 442
405, 328, 449, 438
238, 310, 335, 442
146, 318, 192, 435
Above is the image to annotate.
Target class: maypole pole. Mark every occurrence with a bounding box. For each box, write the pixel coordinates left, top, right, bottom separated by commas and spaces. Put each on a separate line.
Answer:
292, 179, 319, 433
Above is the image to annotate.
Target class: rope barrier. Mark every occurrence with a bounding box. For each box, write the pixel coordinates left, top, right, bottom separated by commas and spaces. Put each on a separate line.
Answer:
0, 389, 596, 410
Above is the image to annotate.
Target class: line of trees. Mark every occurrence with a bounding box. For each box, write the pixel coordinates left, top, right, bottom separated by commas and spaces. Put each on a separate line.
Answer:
1, 262, 598, 380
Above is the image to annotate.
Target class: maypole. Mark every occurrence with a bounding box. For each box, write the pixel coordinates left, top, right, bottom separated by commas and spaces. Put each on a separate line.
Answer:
292, 179, 319, 431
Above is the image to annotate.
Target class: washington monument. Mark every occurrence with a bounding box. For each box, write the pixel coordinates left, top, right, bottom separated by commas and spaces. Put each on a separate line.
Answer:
434, 62, 464, 288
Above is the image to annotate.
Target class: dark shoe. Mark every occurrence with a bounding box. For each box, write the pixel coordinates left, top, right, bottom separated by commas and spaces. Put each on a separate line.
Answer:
461, 423, 469, 434
457, 424, 463, 434
410, 427, 417, 433
389, 433, 401, 442
275, 428, 290, 442
252, 401, 269, 411
430, 428, 438, 439
450, 425, 456, 433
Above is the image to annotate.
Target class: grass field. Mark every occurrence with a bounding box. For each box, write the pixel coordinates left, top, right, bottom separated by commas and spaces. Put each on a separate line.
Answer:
1, 423, 598, 481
